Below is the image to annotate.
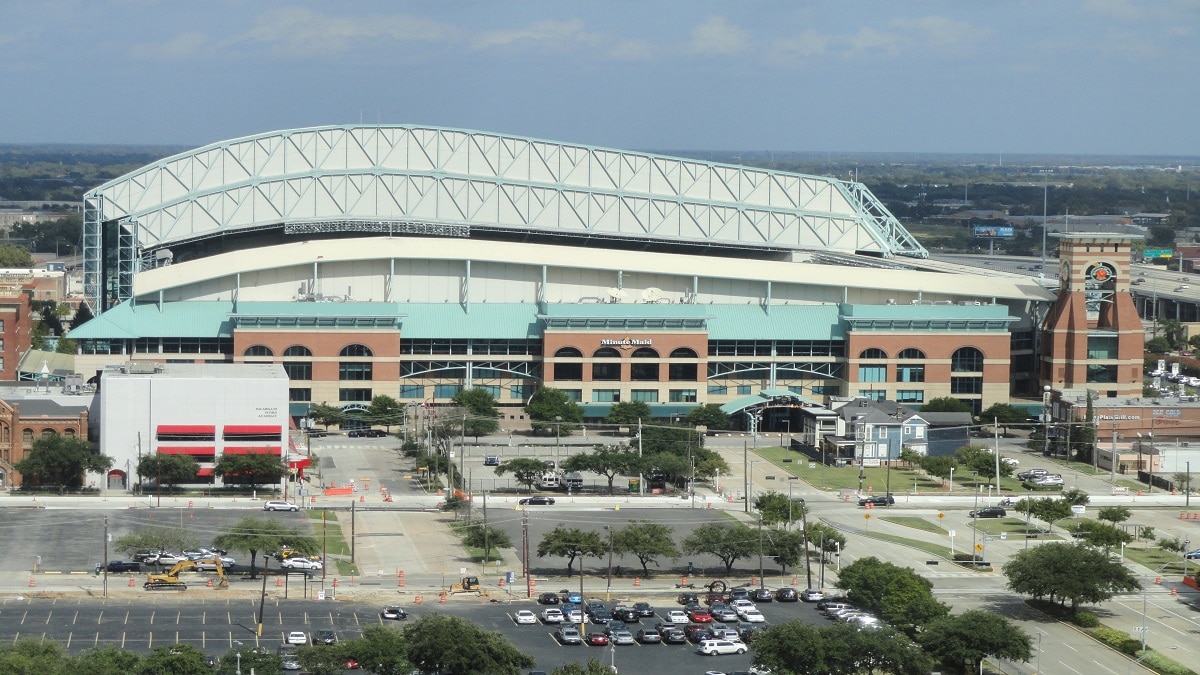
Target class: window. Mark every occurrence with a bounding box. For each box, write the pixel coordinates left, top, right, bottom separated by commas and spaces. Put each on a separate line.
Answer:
951, 347, 984, 372
64, 428, 76, 438
857, 390, 886, 401
434, 384, 463, 398
341, 344, 373, 357
879, 427, 889, 438
631, 347, 659, 359
289, 388, 312, 402
559, 389, 582, 402
811, 384, 840, 396
592, 362, 621, 380
951, 377, 983, 394
897, 348, 925, 359
283, 345, 312, 357
630, 362, 659, 381
669, 363, 698, 380
41, 428, 57, 438
859, 348, 888, 359
670, 347, 697, 358
22, 429, 33, 447
737, 385, 752, 395
555, 347, 583, 358
554, 363, 583, 380
399, 384, 424, 398
592, 389, 621, 403
1087, 335, 1119, 360
896, 390, 925, 404
857, 366, 887, 382
896, 365, 925, 383
283, 362, 312, 380
244, 345, 273, 357
478, 385, 502, 399
593, 347, 621, 358
631, 389, 659, 402
510, 383, 535, 400
708, 385, 728, 395
339, 362, 373, 380
339, 388, 372, 402
1086, 364, 1118, 383
669, 389, 698, 403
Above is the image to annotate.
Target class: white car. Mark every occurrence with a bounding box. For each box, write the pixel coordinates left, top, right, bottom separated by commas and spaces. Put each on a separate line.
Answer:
286, 631, 308, 645
152, 553, 187, 565
697, 639, 747, 655
264, 500, 300, 512
514, 610, 537, 625
666, 609, 688, 624
193, 557, 235, 571
280, 557, 322, 570
730, 598, 755, 611
1001, 457, 1019, 467
541, 608, 565, 624
738, 608, 766, 623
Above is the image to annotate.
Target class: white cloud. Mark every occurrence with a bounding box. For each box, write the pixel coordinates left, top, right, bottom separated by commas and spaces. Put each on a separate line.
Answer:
889, 15, 990, 54
766, 29, 830, 66
130, 31, 209, 61
229, 7, 457, 57
472, 19, 595, 51
689, 15, 750, 55
605, 39, 655, 62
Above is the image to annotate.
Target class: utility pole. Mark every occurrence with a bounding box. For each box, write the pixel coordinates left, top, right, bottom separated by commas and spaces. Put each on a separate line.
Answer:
350, 500, 356, 563
757, 515, 764, 589
637, 418, 644, 497
743, 440, 749, 514
605, 528, 614, 601
800, 503, 812, 590
102, 516, 109, 598
483, 490, 489, 571
521, 507, 530, 597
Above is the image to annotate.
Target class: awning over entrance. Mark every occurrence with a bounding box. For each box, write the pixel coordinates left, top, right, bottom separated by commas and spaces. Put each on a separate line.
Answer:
719, 390, 819, 415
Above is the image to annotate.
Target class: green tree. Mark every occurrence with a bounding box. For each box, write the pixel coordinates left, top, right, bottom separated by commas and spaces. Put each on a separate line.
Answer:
918, 454, 957, 480
605, 400, 651, 426
681, 522, 756, 575
955, 445, 1009, 477
753, 490, 808, 528
402, 614, 534, 675
919, 610, 1033, 674
1145, 336, 1171, 353
73, 646, 145, 674
0, 243, 33, 267
1060, 488, 1090, 506
1097, 506, 1132, 524
1017, 496, 1074, 533
536, 526, 605, 576
560, 445, 641, 494
114, 526, 200, 559
440, 493, 470, 521
14, 435, 112, 489
213, 453, 287, 489
752, 621, 930, 675
804, 521, 847, 559
463, 523, 512, 563
764, 528, 807, 574
1004, 541, 1141, 610
137, 453, 200, 490
332, 624, 411, 675
212, 516, 318, 578
495, 457, 549, 492
452, 388, 501, 440
551, 659, 616, 675
749, 620, 831, 675
611, 521, 679, 576
525, 387, 584, 434
1074, 520, 1134, 551
365, 394, 405, 431
685, 403, 730, 430
835, 556, 949, 633
138, 644, 210, 675
0, 639, 71, 675
307, 402, 347, 429
980, 402, 1031, 433
921, 397, 972, 413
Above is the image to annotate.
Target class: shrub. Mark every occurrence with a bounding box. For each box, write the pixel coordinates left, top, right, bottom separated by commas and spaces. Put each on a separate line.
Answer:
1072, 612, 1099, 628
1090, 626, 1141, 656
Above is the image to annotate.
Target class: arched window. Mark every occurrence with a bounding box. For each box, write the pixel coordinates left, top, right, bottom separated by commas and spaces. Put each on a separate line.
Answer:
670, 347, 697, 358
340, 344, 373, 358
283, 345, 312, 357
951, 347, 984, 372
593, 347, 621, 358
63, 428, 76, 438
859, 348, 888, 359
898, 348, 925, 359
21, 429, 33, 446
555, 347, 583, 358
41, 428, 57, 438
631, 347, 659, 358
244, 345, 273, 357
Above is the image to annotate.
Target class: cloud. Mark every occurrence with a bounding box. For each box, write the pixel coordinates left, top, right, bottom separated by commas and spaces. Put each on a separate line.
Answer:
230, 7, 457, 57
130, 31, 209, 61
605, 39, 655, 62
472, 18, 595, 50
766, 29, 830, 65
689, 15, 749, 55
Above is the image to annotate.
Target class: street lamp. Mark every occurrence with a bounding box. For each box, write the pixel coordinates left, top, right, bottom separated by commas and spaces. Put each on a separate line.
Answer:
1042, 385, 1052, 458
554, 415, 562, 464
948, 466, 955, 492
748, 460, 759, 509
257, 553, 271, 637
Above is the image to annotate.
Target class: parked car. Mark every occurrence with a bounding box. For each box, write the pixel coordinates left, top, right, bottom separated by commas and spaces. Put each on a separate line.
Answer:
381, 606, 407, 620
263, 500, 300, 512
677, 592, 699, 605
858, 494, 895, 507
688, 607, 713, 623
636, 628, 662, 644
286, 631, 308, 645
519, 496, 556, 506
728, 588, 751, 601
589, 609, 612, 625
541, 608, 565, 624
314, 629, 337, 645
666, 609, 689, 623
604, 620, 627, 636
538, 591, 560, 605
281, 557, 323, 570
484, 456, 500, 466
514, 610, 537, 625
1032, 475, 1065, 486
557, 627, 582, 645
970, 506, 1007, 518
152, 553, 187, 566
752, 588, 773, 602
105, 560, 141, 573
738, 608, 766, 623
660, 625, 687, 644
697, 639, 747, 655
612, 606, 639, 623
585, 632, 609, 646
710, 605, 738, 622
775, 587, 799, 602
610, 630, 636, 645
633, 601, 655, 617
800, 588, 824, 602
1017, 468, 1049, 481
1001, 457, 1019, 466
1185, 548, 1200, 560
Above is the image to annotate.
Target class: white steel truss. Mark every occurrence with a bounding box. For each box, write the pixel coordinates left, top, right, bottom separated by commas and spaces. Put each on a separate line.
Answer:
83, 125, 927, 310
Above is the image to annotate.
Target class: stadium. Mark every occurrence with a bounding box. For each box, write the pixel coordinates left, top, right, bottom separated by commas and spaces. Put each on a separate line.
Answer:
71, 124, 1065, 432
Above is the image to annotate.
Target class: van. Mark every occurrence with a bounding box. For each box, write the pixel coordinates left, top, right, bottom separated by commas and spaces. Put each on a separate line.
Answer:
538, 472, 559, 489
820, 602, 853, 616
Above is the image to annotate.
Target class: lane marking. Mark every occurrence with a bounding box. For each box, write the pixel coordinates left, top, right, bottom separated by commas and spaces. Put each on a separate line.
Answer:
1057, 661, 1081, 674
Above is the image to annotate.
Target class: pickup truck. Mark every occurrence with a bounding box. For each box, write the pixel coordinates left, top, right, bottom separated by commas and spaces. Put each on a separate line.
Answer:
104, 560, 142, 573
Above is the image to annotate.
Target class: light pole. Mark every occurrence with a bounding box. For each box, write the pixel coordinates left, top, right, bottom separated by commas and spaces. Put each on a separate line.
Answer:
949, 466, 955, 492
748, 460, 759, 511
234, 640, 243, 675
1042, 385, 1052, 458
554, 415, 562, 465
257, 553, 271, 637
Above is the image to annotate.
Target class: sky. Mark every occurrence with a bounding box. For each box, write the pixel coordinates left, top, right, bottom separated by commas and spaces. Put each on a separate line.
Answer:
1, 0, 1198, 156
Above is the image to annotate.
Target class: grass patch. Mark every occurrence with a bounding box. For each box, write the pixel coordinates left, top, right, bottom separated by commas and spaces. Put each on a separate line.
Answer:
1122, 546, 1189, 573
971, 517, 1058, 538
335, 559, 360, 576
879, 516, 948, 535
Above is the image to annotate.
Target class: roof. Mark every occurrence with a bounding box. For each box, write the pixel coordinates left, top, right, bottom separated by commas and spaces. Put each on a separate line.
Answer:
719, 390, 818, 415
543, 303, 844, 340
68, 301, 235, 339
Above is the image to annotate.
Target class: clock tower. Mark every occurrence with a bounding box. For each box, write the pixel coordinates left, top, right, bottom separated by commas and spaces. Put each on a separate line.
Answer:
1041, 233, 1144, 398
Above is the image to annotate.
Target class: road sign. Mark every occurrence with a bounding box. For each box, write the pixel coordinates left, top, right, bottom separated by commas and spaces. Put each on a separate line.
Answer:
975, 544, 983, 552
937, 512, 944, 519
948, 530, 956, 537
864, 514, 871, 520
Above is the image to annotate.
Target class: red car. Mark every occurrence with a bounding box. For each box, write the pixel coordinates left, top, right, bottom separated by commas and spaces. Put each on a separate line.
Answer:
585, 632, 610, 646
344, 659, 361, 670
687, 608, 713, 623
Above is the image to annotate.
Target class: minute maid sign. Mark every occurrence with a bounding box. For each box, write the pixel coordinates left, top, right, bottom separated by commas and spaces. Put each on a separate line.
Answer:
601, 337, 653, 347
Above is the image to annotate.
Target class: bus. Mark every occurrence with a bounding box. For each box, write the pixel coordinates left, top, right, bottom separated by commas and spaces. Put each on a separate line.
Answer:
537, 472, 560, 490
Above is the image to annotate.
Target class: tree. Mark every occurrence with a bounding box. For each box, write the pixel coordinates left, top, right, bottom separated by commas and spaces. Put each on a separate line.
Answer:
955, 445, 1010, 478
560, 445, 641, 494
921, 397, 972, 413
138, 644, 211, 675
919, 610, 1033, 674
1004, 541, 1141, 610
462, 523, 512, 563
1097, 506, 1132, 524
918, 454, 956, 480
402, 614, 534, 675
365, 394, 405, 431
1060, 488, 1090, 506
440, 493, 470, 521
764, 529, 807, 573
213, 453, 287, 489
551, 659, 616, 675
73, 646, 146, 674
1145, 336, 1171, 353
525, 387, 583, 434
452, 388, 501, 440
753, 490, 808, 528
1017, 496, 1074, 533
752, 621, 930, 675
605, 400, 651, 426
835, 556, 949, 633
137, 453, 200, 490
212, 516, 318, 578
495, 457, 549, 492
1074, 520, 1134, 550
685, 404, 730, 430
307, 402, 347, 429
333, 624, 411, 675
681, 522, 756, 575
749, 620, 831, 675
114, 526, 200, 559
14, 435, 112, 489
980, 402, 1031, 434
804, 521, 846, 559
611, 521, 679, 576
640, 424, 701, 456
536, 526, 605, 576
0, 243, 33, 267
0, 639, 72, 674
1172, 472, 1193, 494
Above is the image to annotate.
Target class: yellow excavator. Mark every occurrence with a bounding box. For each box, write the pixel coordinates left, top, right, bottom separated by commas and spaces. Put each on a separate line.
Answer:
448, 576, 484, 596
144, 558, 229, 591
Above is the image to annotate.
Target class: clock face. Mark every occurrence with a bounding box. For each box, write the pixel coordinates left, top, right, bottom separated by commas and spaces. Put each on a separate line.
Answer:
1059, 261, 1071, 287
1087, 262, 1116, 284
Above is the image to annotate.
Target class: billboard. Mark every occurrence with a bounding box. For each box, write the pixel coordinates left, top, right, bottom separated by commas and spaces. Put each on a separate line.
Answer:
1143, 248, 1174, 259
973, 225, 1015, 238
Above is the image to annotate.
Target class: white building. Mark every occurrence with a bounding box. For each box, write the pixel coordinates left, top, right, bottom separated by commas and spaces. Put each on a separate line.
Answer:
96, 361, 293, 490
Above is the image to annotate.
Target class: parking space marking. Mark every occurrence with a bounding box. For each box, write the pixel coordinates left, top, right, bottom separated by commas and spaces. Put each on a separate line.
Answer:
71, 610, 78, 625
147, 632, 153, 649
20, 610, 27, 625
175, 610, 181, 625
149, 610, 155, 625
